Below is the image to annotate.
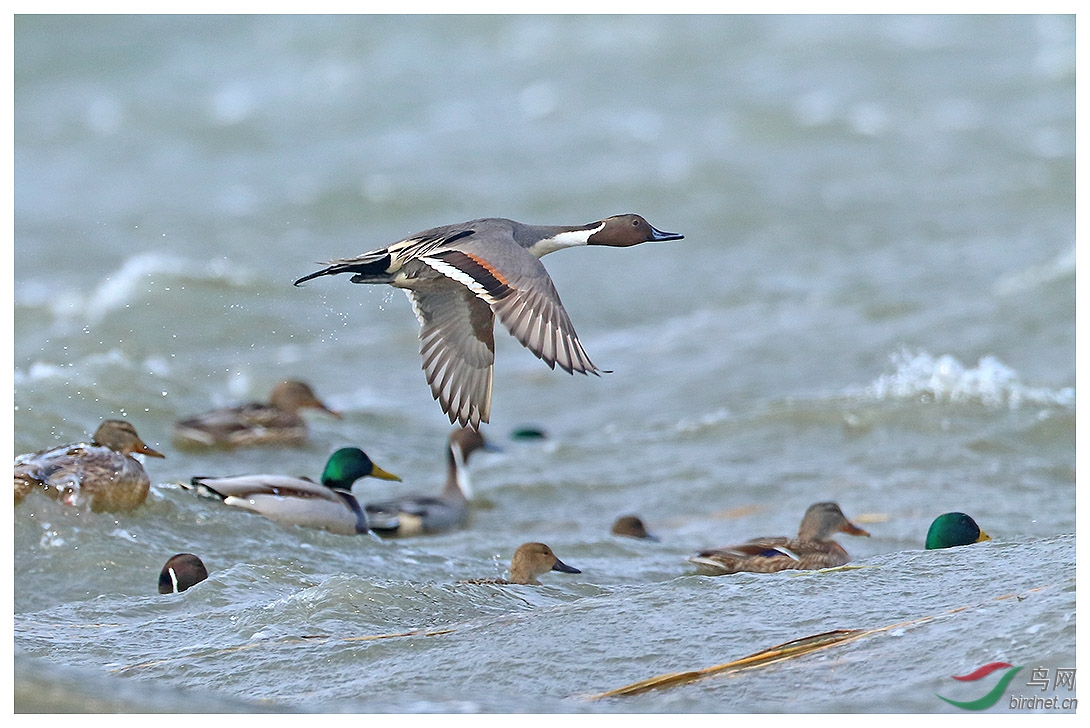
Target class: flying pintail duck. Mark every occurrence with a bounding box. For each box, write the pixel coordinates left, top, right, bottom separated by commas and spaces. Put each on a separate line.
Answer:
365, 427, 496, 537
159, 553, 209, 594
925, 512, 991, 549
689, 502, 871, 575
14, 419, 165, 512
465, 542, 582, 586
185, 447, 400, 535
611, 515, 659, 541
173, 379, 341, 449
294, 214, 683, 428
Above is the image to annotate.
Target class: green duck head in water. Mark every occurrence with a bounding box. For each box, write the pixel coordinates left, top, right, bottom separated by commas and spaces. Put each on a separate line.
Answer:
925, 512, 991, 549
320, 447, 401, 490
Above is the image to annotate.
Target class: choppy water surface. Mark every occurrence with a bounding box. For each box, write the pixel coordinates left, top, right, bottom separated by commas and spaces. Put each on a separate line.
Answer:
13, 15, 1074, 713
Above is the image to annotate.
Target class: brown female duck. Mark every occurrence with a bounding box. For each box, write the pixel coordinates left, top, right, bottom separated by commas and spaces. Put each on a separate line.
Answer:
465, 542, 581, 585
14, 419, 165, 512
173, 380, 341, 449
689, 502, 870, 575
611, 515, 658, 540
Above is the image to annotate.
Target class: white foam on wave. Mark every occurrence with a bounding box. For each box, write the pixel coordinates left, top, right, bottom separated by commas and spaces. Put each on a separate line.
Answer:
19, 251, 255, 326
860, 349, 1074, 409
15, 348, 132, 386
993, 245, 1075, 296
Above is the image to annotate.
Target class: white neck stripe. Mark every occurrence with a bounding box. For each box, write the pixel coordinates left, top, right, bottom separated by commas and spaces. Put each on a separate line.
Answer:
529, 222, 604, 257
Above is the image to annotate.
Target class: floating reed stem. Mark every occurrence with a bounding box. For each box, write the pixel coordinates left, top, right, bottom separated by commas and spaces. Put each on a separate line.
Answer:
588, 582, 1057, 700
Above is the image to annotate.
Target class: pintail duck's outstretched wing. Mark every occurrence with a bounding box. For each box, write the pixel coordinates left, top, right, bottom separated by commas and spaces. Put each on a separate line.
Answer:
406, 281, 496, 430
424, 236, 603, 377
406, 239, 601, 426
400, 228, 604, 427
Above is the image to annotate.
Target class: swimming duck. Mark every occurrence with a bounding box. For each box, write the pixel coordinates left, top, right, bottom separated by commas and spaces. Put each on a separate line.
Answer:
510, 425, 548, 440
925, 512, 991, 549
466, 542, 582, 585
364, 427, 495, 537
158, 553, 209, 594
14, 419, 165, 512
185, 447, 400, 535
173, 379, 341, 449
611, 515, 659, 541
294, 214, 683, 428
688, 502, 871, 575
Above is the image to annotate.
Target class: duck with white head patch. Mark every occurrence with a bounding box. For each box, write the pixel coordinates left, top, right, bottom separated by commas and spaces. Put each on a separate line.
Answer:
365, 427, 496, 537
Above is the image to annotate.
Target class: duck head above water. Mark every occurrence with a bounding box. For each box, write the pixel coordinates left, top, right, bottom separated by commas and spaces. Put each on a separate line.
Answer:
269, 380, 342, 418
158, 553, 209, 594
92, 419, 166, 459
586, 214, 684, 247
446, 426, 498, 499
797, 502, 871, 541
611, 515, 659, 541
320, 447, 401, 490
925, 512, 991, 549
508, 542, 581, 585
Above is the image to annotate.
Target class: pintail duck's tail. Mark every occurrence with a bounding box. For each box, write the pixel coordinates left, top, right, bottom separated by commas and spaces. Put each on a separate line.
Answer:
294, 251, 393, 286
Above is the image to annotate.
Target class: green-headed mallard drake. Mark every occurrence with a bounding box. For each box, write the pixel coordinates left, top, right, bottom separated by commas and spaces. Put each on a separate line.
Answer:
465, 542, 582, 585
173, 380, 341, 449
293, 215, 683, 428
364, 427, 495, 537
185, 447, 400, 535
689, 502, 871, 575
925, 512, 991, 549
159, 553, 209, 594
14, 419, 165, 512
611, 515, 659, 541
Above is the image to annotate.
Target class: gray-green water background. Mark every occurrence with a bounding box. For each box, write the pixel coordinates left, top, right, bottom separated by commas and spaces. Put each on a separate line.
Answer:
13, 15, 1075, 713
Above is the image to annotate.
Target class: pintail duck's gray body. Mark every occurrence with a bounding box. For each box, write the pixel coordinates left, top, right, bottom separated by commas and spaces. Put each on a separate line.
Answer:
295, 214, 682, 428
365, 427, 494, 537
185, 447, 400, 536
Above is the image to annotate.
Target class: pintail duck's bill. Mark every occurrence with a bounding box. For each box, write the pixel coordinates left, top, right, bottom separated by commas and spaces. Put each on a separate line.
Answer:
552, 557, 581, 574
648, 225, 683, 242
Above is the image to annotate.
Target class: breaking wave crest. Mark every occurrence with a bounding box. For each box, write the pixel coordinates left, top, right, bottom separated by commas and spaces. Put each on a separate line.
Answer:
858, 349, 1074, 410
17, 251, 255, 326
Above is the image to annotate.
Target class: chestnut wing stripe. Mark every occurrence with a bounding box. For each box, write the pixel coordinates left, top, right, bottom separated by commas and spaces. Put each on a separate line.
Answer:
423, 250, 516, 305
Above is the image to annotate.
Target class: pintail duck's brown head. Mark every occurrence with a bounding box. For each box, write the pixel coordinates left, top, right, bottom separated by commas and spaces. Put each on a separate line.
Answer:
587, 214, 683, 247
